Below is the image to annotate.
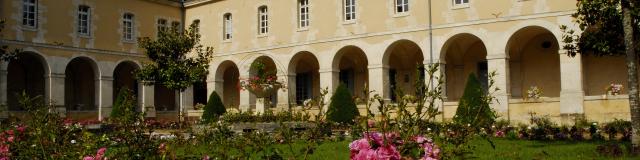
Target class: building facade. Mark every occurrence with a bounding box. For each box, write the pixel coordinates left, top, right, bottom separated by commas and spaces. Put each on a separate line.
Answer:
0, 0, 632, 124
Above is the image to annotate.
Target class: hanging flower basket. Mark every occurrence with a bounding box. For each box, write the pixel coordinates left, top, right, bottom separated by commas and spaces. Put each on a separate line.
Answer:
243, 82, 283, 98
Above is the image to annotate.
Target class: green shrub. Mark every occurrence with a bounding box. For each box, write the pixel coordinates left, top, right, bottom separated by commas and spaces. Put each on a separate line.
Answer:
202, 91, 226, 123
110, 88, 138, 123
327, 84, 359, 124
453, 73, 496, 128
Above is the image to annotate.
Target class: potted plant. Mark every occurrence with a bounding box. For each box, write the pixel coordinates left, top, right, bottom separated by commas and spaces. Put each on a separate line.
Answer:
240, 61, 285, 114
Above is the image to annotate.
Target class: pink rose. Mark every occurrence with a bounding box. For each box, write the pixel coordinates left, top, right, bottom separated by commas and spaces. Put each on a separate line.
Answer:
349, 139, 371, 151
7, 136, 13, 143
376, 145, 401, 160
352, 148, 376, 160
83, 156, 95, 160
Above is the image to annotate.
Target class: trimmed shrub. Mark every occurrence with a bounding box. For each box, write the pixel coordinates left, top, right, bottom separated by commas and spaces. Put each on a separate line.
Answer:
327, 84, 359, 124
202, 91, 226, 123
453, 73, 496, 128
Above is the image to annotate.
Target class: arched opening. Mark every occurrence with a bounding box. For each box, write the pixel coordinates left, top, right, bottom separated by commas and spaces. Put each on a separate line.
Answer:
249, 56, 278, 108
333, 46, 369, 99
383, 40, 425, 101
65, 57, 97, 111
7, 52, 46, 110
441, 34, 488, 101
288, 51, 320, 105
113, 61, 139, 105
507, 26, 560, 98
154, 85, 176, 111
193, 78, 208, 106
216, 61, 240, 107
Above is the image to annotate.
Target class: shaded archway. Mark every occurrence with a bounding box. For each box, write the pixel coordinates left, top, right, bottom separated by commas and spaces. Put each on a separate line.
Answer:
249, 56, 278, 108
7, 52, 47, 110
383, 40, 425, 101
507, 26, 560, 98
441, 33, 488, 101
288, 51, 320, 105
333, 46, 369, 99
113, 61, 139, 104
193, 78, 208, 106
215, 61, 240, 107
65, 57, 98, 111
154, 84, 176, 111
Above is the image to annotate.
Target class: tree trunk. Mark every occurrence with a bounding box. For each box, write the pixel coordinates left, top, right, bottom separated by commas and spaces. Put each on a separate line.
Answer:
621, 0, 640, 146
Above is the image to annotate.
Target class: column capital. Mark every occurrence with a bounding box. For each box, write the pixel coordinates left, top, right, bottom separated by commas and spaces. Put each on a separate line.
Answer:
319, 68, 339, 73
48, 73, 65, 78
100, 76, 114, 81
367, 64, 389, 69
487, 54, 508, 60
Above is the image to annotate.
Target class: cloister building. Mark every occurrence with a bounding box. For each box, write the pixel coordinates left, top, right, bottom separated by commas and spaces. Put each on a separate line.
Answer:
0, 0, 632, 124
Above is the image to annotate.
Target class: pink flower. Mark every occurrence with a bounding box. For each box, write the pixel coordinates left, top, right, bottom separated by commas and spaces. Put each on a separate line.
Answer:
376, 145, 401, 160
414, 136, 427, 144
367, 120, 376, 128
7, 136, 13, 143
494, 130, 505, 137
5, 130, 12, 136
83, 156, 95, 160
349, 139, 371, 151
352, 148, 376, 160
202, 155, 210, 160
16, 125, 25, 133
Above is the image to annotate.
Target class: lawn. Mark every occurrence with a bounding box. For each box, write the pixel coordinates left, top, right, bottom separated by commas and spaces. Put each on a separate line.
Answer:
173, 138, 636, 159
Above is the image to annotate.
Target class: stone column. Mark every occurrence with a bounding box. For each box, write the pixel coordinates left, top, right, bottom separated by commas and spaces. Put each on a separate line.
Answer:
487, 54, 510, 117
98, 76, 114, 121
207, 79, 222, 101
368, 64, 389, 114
425, 62, 446, 121
181, 86, 194, 110
140, 82, 156, 118
287, 74, 297, 106
48, 73, 66, 117
319, 69, 339, 113
559, 50, 585, 123
0, 66, 7, 118
239, 74, 251, 112
276, 73, 293, 110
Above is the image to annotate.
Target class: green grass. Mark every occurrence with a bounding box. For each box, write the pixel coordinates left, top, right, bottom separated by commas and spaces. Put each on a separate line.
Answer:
174, 139, 637, 159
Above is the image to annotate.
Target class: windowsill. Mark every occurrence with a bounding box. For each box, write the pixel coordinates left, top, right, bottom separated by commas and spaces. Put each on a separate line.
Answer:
21, 26, 38, 32
78, 34, 93, 39
452, 4, 470, 10
257, 34, 268, 38
392, 12, 410, 18
296, 27, 309, 32
342, 20, 357, 25
122, 39, 136, 44
67, 110, 99, 113
222, 39, 232, 43
509, 97, 560, 103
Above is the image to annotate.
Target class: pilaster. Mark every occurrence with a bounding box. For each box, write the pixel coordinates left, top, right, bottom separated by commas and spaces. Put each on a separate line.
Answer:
559, 50, 585, 122
487, 54, 510, 116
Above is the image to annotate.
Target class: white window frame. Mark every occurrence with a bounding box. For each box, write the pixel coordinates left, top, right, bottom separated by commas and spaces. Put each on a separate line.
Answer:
298, 0, 310, 29
77, 5, 91, 36
123, 13, 135, 42
223, 13, 233, 40
452, 0, 470, 9
258, 6, 269, 35
171, 21, 181, 30
157, 18, 168, 36
343, 0, 356, 22
395, 0, 409, 13
192, 19, 200, 34
22, 0, 38, 28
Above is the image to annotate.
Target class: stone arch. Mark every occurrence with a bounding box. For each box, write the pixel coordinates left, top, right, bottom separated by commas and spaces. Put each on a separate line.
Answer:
64, 56, 100, 111
113, 60, 140, 106
382, 39, 425, 101
214, 60, 240, 107
332, 45, 369, 98
247, 56, 279, 108
440, 33, 488, 101
6, 51, 49, 110
288, 51, 320, 105
507, 26, 561, 98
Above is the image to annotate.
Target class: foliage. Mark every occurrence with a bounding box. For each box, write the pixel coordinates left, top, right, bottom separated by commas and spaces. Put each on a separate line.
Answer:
327, 84, 359, 124
136, 21, 213, 92
219, 110, 310, 123
202, 91, 226, 123
240, 61, 285, 98
109, 88, 139, 124
526, 86, 542, 100
453, 73, 497, 129
603, 119, 633, 140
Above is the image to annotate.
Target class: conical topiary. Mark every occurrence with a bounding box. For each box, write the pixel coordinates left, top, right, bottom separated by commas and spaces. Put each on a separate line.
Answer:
110, 87, 137, 123
327, 84, 359, 124
453, 73, 496, 128
202, 91, 226, 123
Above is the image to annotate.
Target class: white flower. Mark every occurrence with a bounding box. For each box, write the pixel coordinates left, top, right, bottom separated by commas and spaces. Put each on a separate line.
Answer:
427, 128, 432, 131
71, 140, 76, 144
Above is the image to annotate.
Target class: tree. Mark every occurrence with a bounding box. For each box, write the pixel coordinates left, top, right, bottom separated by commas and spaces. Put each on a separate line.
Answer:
327, 84, 359, 124
110, 88, 140, 124
136, 22, 214, 122
562, 0, 640, 146
202, 91, 226, 123
453, 73, 496, 128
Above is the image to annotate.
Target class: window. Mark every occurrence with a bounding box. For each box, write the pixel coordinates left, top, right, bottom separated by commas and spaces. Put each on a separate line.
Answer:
171, 21, 181, 30
22, 0, 37, 28
298, 0, 309, 28
396, 0, 409, 13
192, 19, 200, 33
343, 0, 356, 21
123, 13, 134, 41
157, 18, 168, 35
258, 6, 268, 35
453, 0, 469, 6
223, 13, 232, 40
296, 73, 312, 105
78, 5, 91, 36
